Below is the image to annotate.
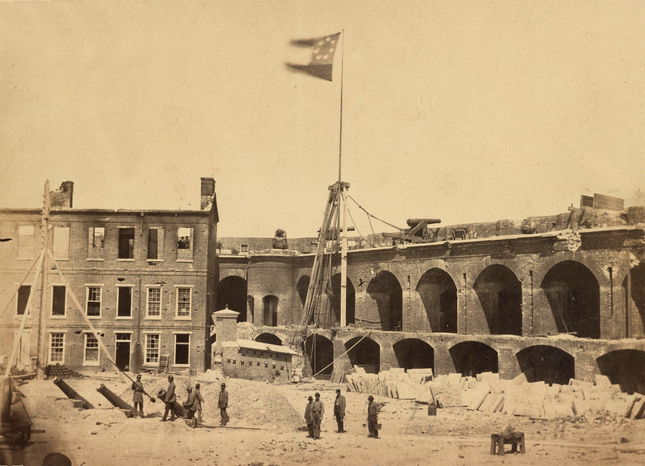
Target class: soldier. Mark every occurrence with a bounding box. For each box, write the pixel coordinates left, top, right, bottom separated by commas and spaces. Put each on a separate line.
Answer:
304, 396, 314, 438
131, 374, 145, 418
194, 383, 204, 423
367, 395, 379, 438
161, 375, 177, 422
218, 383, 229, 426
334, 389, 346, 433
311, 392, 324, 440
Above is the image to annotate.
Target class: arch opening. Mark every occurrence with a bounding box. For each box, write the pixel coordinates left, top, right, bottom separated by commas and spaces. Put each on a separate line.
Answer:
262, 295, 279, 327
393, 339, 434, 371
516, 345, 574, 385
449, 341, 498, 376
217, 276, 248, 322
541, 261, 600, 339
367, 271, 403, 331
416, 268, 457, 333
345, 336, 380, 373
304, 334, 334, 377
473, 265, 522, 335
597, 350, 645, 394
623, 264, 645, 336
331, 273, 356, 325
254, 332, 282, 346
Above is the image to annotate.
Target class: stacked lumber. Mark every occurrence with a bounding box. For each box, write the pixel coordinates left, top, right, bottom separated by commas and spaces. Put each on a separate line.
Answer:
346, 367, 435, 403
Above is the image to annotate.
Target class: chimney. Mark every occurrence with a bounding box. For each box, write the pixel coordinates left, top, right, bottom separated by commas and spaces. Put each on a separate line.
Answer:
200, 177, 215, 210
50, 181, 74, 209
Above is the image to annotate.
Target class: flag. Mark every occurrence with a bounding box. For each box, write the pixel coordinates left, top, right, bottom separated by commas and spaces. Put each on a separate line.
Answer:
287, 32, 341, 81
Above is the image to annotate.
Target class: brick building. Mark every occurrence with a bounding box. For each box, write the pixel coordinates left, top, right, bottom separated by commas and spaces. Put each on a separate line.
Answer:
0, 178, 219, 374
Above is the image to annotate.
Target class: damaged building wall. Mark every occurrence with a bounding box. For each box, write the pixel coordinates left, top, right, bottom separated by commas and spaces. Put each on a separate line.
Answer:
0, 178, 218, 374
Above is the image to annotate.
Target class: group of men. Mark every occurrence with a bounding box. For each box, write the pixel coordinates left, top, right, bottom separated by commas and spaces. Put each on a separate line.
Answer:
304, 389, 379, 439
131, 375, 229, 426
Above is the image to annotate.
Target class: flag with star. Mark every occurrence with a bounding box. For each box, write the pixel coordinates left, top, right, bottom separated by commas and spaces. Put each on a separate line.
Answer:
287, 32, 341, 81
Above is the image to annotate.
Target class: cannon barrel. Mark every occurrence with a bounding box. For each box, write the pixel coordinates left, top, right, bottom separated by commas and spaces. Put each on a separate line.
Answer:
53, 377, 94, 409
97, 384, 134, 410
406, 218, 441, 227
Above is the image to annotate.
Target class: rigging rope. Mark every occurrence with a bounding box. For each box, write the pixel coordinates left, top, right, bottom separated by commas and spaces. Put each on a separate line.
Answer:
308, 331, 372, 379
347, 193, 403, 231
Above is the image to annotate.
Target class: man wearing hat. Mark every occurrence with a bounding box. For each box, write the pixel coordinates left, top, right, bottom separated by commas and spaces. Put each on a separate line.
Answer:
218, 383, 229, 426
194, 383, 205, 423
311, 392, 324, 439
304, 396, 314, 438
367, 395, 379, 438
131, 374, 145, 418
161, 375, 177, 422
334, 389, 347, 433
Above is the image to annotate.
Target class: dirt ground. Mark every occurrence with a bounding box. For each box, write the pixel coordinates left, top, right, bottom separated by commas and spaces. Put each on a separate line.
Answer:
3, 373, 645, 466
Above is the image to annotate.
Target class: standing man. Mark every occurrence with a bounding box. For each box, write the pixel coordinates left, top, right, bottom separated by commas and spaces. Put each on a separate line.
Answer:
311, 392, 324, 440
367, 395, 379, 438
194, 383, 204, 423
131, 374, 145, 418
334, 389, 346, 433
161, 375, 177, 422
304, 396, 314, 438
218, 383, 229, 426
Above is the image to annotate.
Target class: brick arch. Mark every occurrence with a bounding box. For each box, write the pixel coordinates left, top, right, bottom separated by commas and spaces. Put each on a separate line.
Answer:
531, 252, 610, 288
449, 341, 498, 376
393, 338, 434, 370
541, 260, 600, 339
345, 335, 380, 373
366, 270, 403, 331
254, 332, 282, 346
516, 345, 574, 385
473, 264, 523, 335
415, 268, 458, 333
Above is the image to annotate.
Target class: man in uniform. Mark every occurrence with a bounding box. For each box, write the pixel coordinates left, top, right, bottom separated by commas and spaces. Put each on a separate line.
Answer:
194, 383, 205, 423
218, 383, 229, 426
367, 395, 379, 438
161, 375, 177, 422
311, 392, 324, 440
334, 389, 346, 433
304, 396, 314, 438
131, 374, 145, 418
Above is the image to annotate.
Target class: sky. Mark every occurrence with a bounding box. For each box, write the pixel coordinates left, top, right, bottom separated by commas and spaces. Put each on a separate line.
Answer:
0, 0, 643, 238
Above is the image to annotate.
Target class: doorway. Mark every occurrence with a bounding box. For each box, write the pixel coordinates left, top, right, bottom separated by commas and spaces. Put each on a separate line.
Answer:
115, 333, 131, 371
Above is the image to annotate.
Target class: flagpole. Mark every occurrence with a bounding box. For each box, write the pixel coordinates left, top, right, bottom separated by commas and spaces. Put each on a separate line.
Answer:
337, 30, 345, 184
338, 30, 348, 327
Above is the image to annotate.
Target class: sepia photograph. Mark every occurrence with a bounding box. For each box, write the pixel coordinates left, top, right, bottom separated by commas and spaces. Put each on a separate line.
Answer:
0, 1, 644, 465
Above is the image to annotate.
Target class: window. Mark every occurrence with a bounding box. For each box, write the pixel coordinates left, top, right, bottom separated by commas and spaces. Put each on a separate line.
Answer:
49, 332, 64, 363
241, 244, 249, 253
53, 227, 70, 259
176, 287, 191, 318
86, 286, 102, 317
147, 228, 164, 260
174, 333, 190, 365
116, 286, 133, 318
146, 287, 162, 318
84, 333, 99, 365
145, 334, 160, 364
51, 286, 66, 316
88, 227, 105, 259
18, 225, 35, 259
177, 227, 193, 261
118, 227, 135, 259
16, 285, 31, 315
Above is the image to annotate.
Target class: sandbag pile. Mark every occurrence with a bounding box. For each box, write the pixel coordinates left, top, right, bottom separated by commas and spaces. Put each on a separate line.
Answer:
345, 367, 435, 402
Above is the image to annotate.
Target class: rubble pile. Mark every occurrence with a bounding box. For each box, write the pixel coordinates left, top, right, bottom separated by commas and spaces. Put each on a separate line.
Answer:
432, 372, 645, 420
347, 368, 645, 421
346, 367, 435, 401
